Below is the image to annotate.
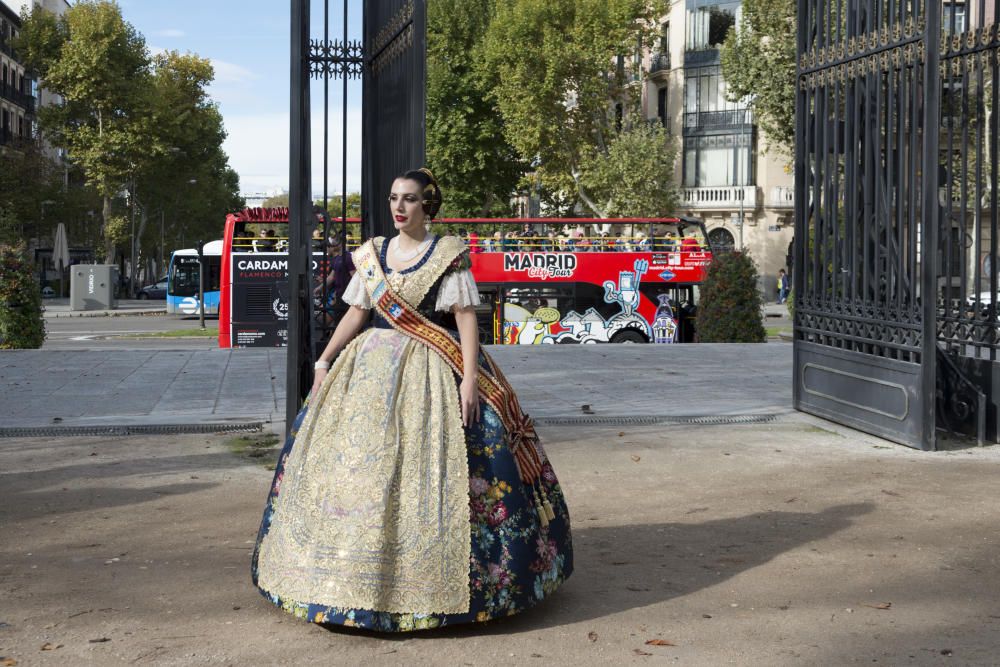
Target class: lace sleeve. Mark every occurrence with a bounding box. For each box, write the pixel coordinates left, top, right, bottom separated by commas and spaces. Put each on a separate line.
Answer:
341, 272, 371, 309
435, 269, 480, 312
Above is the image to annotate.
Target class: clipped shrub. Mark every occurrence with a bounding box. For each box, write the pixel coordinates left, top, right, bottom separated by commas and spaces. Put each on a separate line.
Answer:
0, 244, 46, 349
696, 250, 767, 343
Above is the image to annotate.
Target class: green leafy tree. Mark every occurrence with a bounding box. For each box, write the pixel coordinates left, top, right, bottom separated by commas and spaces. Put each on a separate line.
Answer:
0, 143, 67, 246
579, 121, 677, 217
720, 0, 796, 153
132, 51, 243, 283
262, 193, 289, 208
0, 244, 45, 349
696, 250, 767, 343
18, 0, 155, 262
482, 0, 668, 216
427, 0, 524, 216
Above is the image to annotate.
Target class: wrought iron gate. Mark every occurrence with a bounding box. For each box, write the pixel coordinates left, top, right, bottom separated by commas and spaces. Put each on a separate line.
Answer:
795, 0, 1000, 449
286, 0, 427, 430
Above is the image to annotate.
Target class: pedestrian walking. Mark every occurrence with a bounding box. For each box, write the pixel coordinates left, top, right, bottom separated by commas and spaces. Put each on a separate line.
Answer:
252, 168, 573, 633
777, 268, 790, 304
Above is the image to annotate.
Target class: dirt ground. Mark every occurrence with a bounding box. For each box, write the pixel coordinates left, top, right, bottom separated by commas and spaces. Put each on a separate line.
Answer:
2, 418, 1000, 666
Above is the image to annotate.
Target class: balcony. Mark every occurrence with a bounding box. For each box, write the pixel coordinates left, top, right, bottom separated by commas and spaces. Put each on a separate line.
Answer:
684, 47, 720, 67
769, 186, 794, 208
681, 185, 759, 210
683, 109, 753, 131
0, 82, 36, 114
648, 52, 671, 82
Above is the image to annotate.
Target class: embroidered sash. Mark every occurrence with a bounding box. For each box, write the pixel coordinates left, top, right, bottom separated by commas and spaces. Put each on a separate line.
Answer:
354, 239, 554, 521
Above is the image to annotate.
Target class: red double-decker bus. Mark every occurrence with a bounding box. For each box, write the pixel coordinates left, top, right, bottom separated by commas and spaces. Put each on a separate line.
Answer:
219, 213, 712, 347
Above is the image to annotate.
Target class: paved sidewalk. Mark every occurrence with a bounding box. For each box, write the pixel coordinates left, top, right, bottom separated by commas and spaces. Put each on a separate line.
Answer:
0, 344, 793, 431
42, 299, 166, 318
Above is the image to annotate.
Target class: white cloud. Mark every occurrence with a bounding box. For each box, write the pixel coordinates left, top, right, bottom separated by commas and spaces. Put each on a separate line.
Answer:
210, 59, 257, 85
223, 109, 363, 196
156, 28, 185, 38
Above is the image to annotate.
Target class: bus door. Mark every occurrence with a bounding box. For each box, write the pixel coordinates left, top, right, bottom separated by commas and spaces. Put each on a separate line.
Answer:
475, 285, 497, 344
500, 284, 574, 345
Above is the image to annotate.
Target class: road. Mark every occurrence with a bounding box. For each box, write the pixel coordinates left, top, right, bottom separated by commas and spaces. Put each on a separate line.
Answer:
43, 312, 220, 350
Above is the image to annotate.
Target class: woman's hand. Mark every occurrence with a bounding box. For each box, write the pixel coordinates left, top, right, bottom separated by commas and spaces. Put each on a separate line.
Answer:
310, 367, 328, 399
460, 376, 480, 427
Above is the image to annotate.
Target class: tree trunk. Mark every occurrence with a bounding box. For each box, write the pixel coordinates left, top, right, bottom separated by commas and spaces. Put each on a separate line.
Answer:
570, 169, 607, 218
102, 195, 114, 263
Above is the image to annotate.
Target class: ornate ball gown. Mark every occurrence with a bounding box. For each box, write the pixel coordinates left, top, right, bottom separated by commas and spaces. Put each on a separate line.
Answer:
252, 235, 573, 632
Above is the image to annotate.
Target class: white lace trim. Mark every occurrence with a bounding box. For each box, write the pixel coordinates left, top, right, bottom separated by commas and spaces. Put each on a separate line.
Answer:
435, 270, 480, 312
341, 272, 371, 309
341, 267, 480, 312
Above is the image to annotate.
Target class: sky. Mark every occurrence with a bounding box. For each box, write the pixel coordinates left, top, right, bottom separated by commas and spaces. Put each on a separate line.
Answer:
4, 0, 364, 197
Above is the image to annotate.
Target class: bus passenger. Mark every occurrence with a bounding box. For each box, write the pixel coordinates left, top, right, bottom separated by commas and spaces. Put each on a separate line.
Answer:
314, 236, 356, 328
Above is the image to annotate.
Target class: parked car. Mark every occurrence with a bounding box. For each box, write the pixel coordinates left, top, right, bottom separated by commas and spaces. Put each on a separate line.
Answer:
137, 279, 168, 300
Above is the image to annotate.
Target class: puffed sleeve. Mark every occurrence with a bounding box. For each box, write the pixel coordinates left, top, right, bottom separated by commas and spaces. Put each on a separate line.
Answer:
341, 271, 371, 309
435, 269, 481, 311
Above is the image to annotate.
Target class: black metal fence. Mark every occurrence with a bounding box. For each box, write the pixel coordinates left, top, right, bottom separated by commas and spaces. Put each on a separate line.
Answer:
795, 0, 1000, 449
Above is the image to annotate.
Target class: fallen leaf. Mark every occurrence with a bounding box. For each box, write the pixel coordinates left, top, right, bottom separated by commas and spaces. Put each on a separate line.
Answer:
881, 490, 901, 497
784, 497, 798, 503
618, 432, 625, 437
88, 637, 111, 643
630, 455, 641, 462
864, 602, 892, 610
587, 631, 598, 642
645, 639, 677, 646
633, 649, 653, 656
1, 659, 17, 666
40, 643, 62, 651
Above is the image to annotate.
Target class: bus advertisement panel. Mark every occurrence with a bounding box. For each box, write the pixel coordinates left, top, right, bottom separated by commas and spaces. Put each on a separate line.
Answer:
473, 249, 710, 345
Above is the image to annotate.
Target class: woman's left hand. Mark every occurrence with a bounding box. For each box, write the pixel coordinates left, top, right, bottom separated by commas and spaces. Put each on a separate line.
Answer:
460, 377, 480, 427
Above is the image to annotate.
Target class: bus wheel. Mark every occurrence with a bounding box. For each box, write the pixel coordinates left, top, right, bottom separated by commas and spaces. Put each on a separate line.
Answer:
611, 330, 647, 344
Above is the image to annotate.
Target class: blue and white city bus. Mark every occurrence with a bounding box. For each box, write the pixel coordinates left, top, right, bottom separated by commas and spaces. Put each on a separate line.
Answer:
167, 240, 223, 315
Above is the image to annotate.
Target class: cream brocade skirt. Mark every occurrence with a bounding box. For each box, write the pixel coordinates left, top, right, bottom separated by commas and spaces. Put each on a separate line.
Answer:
255, 328, 473, 614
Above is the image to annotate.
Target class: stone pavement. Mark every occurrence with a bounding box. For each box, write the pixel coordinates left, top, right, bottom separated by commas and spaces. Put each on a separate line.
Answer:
0, 344, 793, 431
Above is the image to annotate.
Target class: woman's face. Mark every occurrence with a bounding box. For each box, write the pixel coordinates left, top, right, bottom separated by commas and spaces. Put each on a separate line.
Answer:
388, 178, 426, 233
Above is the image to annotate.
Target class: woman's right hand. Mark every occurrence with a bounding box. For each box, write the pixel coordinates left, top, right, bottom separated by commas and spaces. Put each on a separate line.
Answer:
310, 368, 328, 398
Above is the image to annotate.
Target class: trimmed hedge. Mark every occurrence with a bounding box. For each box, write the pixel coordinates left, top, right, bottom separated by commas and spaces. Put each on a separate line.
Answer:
0, 244, 46, 349
695, 250, 766, 343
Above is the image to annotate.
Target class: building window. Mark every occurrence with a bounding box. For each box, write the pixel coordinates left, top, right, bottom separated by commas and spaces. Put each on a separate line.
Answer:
657, 87, 668, 127
659, 22, 670, 53
683, 134, 754, 187
943, 2, 966, 33
708, 227, 736, 253
686, 1, 740, 51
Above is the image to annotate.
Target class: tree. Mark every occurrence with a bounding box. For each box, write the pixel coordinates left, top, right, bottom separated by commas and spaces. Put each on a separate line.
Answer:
262, 193, 289, 208
695, 251, 767, 343
426, 0, 525, 217
482, 0, 671, 217
131, 51, 243, 284
0, 244, 45, 349
720, 0, 796, 153
18, 0, 155, 262
579, 121, 677, 217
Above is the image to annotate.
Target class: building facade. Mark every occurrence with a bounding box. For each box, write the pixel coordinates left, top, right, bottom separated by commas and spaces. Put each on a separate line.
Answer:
0, 2, 34, 153
642, 0, 794, 300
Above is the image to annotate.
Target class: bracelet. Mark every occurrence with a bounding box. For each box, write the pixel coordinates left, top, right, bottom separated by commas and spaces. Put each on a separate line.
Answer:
314, 360, 331, 370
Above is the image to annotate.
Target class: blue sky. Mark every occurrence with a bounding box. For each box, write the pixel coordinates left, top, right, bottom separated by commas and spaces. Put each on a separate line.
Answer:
5, 0, 364, 196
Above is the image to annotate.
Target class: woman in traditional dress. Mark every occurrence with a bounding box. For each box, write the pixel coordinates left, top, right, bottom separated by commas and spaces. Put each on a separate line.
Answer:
252, 169, 572, 632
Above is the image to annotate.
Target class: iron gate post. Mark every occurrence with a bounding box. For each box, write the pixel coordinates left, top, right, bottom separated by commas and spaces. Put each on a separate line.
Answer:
286, 0, 313, 435
920, 0, 942, 451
